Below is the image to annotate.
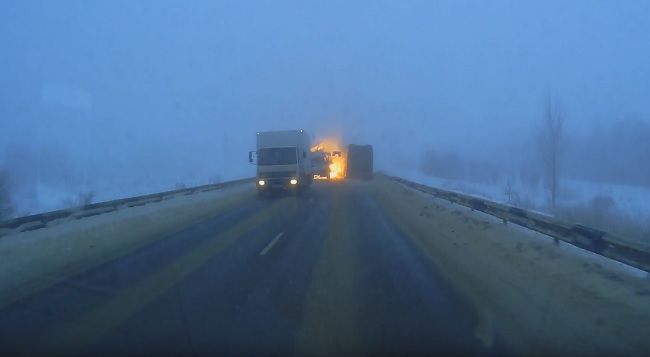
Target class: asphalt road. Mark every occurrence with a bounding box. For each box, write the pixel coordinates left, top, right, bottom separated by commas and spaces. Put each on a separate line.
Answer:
0, 180, 511, 355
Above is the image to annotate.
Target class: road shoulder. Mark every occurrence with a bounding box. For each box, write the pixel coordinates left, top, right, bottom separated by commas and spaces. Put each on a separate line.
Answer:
372, 176, 650, 355
0, 184, 255, 308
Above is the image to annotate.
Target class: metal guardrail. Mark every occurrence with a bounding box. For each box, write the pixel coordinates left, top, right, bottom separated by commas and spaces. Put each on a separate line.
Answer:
387, 175, 650, 274
0, 178, 253, 236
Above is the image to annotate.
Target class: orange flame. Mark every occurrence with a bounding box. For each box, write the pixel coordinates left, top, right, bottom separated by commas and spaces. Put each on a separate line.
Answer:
314, 137, 346, 180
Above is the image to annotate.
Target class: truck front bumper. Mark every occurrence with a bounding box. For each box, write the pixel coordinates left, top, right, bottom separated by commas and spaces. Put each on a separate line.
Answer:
257, 177, 299, 190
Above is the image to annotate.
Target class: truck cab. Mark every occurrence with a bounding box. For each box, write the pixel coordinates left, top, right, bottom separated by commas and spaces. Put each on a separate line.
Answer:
250, 130, 313, 194
309, 151, 330, 180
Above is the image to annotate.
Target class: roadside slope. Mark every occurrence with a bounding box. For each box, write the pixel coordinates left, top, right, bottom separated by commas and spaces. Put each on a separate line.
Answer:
372, 176, 650, 355
0, 183, 255, 308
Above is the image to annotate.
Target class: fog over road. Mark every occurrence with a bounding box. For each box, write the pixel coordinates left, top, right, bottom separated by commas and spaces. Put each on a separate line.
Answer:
2, 2, 650, 355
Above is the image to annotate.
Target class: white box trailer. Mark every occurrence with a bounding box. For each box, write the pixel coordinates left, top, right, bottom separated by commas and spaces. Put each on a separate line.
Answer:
249, 130, 313, 194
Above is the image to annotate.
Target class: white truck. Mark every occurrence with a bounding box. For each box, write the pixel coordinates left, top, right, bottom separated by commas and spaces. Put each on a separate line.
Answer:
249, 130, 313, 194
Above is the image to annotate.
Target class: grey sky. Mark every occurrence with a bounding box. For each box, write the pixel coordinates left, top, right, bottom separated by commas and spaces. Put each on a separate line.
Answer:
1, 0, 649, 203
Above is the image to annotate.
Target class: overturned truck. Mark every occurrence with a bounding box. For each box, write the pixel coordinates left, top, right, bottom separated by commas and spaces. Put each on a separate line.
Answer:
308, 139, 374, 181
345, 144, 374, 180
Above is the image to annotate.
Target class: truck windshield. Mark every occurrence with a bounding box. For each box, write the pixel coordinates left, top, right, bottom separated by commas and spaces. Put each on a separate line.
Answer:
257, 147, 297, 165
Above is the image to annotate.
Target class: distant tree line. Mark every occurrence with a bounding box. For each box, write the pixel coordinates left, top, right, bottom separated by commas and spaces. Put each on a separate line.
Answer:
420, 150, 503, 184
421, 93, 650, 209
565, 118, 650, 187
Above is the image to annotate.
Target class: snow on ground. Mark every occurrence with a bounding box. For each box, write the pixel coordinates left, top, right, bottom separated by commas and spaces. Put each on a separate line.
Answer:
390, 168, 544, 207
9, 170, 252, 218
389, 167, 650, 246
376, 176, 650, 354
0, 182, 254, 307
386, 170, 649, 277
561, 178, 650, 221
391, 168, 650, 219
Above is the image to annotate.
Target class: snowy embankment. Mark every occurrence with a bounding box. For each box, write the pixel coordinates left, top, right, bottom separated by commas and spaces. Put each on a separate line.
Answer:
0, 182, 254, 308
11, 170, 252, 218
389, 168, 650, 248
375, 176, 650, 355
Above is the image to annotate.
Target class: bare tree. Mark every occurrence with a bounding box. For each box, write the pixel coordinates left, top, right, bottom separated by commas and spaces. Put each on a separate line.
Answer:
209, 174, 222, 184
62, 191, 95, 210
539, 93, 565, 209
0, 170, 13, 220
503, 174, 520, 206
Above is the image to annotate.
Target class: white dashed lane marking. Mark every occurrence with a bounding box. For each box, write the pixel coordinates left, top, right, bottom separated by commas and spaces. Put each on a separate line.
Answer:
260, 232, 284, 256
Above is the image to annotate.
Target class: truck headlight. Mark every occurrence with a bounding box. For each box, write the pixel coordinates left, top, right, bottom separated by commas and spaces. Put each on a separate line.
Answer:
290, 179, 298, 185
258, 180, 265, 186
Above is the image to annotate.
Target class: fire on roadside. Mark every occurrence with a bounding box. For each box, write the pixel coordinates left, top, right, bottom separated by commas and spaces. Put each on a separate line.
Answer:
329, 159, 343, 179
311, 138, 346, 180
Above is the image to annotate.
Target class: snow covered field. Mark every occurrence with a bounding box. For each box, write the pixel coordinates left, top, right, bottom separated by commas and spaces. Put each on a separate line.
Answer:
391, 168, 650, 245
9, 170, 251, 218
